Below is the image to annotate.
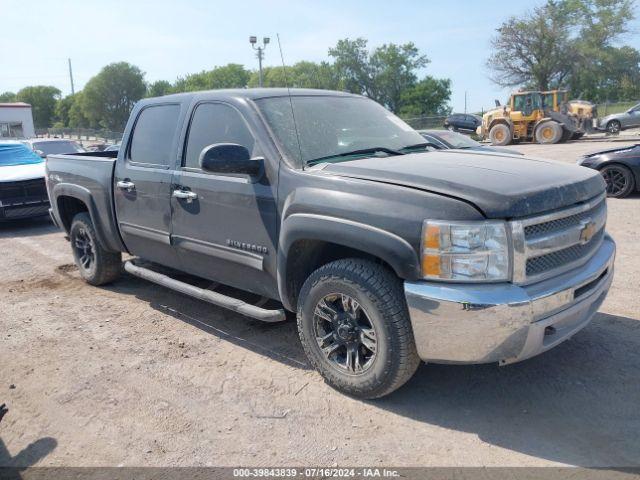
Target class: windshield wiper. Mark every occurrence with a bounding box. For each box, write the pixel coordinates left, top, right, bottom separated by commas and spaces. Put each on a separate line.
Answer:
400, 142, 442, 151
306, 147, 404, 166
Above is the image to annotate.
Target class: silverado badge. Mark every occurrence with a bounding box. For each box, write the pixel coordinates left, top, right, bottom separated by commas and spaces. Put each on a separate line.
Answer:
579, 220, 597, 244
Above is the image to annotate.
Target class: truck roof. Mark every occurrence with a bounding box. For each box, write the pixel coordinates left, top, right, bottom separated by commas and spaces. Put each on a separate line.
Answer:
141, 88, 362, 105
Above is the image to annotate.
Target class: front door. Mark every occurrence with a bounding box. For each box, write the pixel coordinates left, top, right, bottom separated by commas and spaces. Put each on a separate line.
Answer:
170, 102, 279, 298
114, 103, 182, 268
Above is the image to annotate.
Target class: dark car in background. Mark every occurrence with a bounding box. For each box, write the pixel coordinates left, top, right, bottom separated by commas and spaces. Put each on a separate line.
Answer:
443, 113, 481, 133
578, 144, 640, 197
23, 138, 85, 158
419, 129, 523, 155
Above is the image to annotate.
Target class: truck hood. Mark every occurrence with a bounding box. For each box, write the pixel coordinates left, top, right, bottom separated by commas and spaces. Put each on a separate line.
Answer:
321, 150, 605, 219
0, 162, 45, 182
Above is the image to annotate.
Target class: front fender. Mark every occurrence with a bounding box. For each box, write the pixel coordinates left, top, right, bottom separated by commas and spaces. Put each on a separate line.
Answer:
277, 213, 420, 310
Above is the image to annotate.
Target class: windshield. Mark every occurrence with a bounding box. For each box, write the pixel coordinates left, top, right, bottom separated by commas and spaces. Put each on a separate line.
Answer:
255, 95, 426, 166
428, 131, 480, 149
33, 141, 85, 155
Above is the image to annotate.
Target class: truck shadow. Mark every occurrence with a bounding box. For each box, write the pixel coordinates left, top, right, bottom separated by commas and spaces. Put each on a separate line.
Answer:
108, 271, 310, 370
0, 216, 56, 239
0, 436, 57, 475
376, 312, 640, 467
105, 273, 640, 466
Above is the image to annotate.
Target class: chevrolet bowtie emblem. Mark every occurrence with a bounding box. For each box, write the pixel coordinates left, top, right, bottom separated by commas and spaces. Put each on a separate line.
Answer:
579, 220, 597, 244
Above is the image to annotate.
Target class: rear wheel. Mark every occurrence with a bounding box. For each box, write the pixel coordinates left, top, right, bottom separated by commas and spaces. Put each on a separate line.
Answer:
600, 164, 635, 198
70, 212, 122, 285
489, 124, 511, 146
606, 120, 621, 134
535, 121, 563, 144
297, 258, 420, 399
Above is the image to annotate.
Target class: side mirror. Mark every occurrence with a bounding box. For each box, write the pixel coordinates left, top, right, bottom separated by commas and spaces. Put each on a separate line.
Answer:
199, 143, 261, 176
35, 149, 46, 158
494, 99, 501, 107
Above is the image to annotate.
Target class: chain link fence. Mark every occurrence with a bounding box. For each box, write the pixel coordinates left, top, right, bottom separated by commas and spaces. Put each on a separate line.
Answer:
35, 127, 123, 145
402, 115, 448, 130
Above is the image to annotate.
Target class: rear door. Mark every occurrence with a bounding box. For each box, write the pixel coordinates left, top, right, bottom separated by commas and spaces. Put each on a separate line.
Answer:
114, 103, 182, 268
170, 101, 279, 298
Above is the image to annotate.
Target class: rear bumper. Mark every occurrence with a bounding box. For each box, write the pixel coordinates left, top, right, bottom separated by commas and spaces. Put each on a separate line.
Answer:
404, 234, 615, 365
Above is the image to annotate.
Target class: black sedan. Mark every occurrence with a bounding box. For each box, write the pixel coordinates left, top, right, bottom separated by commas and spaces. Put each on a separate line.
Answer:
443, 113, 481, 133
578, 144, 640, 198
419, 129, 523, 155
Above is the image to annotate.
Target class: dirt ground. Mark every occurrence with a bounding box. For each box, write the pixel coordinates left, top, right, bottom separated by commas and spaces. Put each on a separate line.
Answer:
1, 138, 639, 468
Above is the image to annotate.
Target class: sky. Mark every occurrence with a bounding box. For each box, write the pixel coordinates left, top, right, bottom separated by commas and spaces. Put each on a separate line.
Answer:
1, 0, 639, 113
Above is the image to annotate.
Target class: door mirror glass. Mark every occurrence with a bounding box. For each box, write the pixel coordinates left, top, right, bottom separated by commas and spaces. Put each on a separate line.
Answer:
199, 143, 260, 176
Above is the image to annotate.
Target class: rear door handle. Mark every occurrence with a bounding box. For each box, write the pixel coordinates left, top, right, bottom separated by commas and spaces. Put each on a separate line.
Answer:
116, 180, 135, 192
172, 189, 198, 203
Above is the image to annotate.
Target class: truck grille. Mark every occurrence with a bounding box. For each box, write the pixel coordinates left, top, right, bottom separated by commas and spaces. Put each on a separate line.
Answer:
0, 178, 49, 219
526, 229, 604, 277
511, 194, 606, 283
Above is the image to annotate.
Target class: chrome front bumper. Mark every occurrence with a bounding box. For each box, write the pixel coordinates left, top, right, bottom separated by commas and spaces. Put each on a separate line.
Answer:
404, 235, 615, 365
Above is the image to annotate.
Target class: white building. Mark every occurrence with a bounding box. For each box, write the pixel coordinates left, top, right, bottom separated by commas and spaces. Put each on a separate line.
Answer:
0, 103, 36, 139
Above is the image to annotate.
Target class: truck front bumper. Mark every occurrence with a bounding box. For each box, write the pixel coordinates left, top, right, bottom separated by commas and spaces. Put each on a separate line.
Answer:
404, 235, 615, 365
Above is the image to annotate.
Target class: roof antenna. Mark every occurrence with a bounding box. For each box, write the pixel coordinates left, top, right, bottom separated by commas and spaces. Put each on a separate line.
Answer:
276, 34, 304, 169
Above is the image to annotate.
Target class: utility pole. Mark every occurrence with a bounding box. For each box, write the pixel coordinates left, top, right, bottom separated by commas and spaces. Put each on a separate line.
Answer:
249, 36, 270, 87
68, 58, 75, 95
464, 90, 467, 113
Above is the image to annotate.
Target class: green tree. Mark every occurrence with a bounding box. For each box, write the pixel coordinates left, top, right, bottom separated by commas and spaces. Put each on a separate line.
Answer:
16, 85, 61, 128
146, 80, 172, 98
0, 91, 16, 102
487, 1, 576, 90
55, 93, 79, 126
487, 0, 639, 101
172, 64, 250, 93
399, 77, 452, 117
69, 92, 91, 128
82, 62, 146, 131
247, 61, 342, 89
329, 38, 431, 112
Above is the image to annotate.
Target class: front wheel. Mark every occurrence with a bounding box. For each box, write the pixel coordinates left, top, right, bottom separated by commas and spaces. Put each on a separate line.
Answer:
70, 212, 122, 285
600, 164, 635, 198
489, 124, 511, 146
606, 120, 621, 134
297, 259, 420, 399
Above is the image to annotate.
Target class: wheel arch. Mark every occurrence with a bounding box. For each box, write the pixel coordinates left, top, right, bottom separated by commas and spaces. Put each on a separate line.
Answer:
52, 183, 121, 252
277, 214, 420, 311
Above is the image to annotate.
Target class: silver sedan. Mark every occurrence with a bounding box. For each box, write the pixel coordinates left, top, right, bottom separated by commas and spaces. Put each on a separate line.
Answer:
598, 103, 640, 133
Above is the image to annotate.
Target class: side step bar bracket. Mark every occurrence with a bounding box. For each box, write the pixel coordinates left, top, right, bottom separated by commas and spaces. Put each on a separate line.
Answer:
124, 261, 286, 323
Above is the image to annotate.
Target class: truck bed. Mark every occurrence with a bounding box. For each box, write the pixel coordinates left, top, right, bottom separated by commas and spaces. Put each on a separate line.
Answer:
46, 151, 125, 252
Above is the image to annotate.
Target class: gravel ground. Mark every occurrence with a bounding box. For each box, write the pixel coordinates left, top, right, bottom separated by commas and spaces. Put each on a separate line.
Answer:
1, 138, 639, 468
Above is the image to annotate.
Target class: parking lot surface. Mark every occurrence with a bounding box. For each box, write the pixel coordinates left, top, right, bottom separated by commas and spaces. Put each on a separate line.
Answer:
1, 138, 639, 468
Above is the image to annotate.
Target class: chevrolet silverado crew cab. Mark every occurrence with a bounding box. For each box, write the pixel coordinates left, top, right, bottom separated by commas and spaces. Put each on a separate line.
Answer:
47, 89, 615, 399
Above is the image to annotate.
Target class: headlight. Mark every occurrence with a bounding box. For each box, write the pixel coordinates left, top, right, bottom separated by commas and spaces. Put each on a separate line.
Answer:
421, 220, 510, 281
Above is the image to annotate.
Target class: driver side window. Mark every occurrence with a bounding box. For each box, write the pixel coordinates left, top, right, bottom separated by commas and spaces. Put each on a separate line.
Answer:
183, 103, 255, 170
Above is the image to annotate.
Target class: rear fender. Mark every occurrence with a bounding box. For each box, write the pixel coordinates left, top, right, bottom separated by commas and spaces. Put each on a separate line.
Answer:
52, 183, 124, 252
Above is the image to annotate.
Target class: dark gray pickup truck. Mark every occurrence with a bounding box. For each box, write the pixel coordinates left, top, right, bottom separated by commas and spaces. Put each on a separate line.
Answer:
47, 88, 615, 398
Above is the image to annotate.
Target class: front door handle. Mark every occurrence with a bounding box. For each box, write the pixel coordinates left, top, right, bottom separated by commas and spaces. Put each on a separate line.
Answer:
116, 180, 136, 192
172, 189, 198, 203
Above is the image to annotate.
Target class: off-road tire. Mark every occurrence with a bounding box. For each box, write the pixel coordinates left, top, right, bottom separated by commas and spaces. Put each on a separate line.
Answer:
69, 212, 122, 286
297, 258, 420, 399
489, 124, 511, 146
535, 121, 563, 144
600, 164, 635, 198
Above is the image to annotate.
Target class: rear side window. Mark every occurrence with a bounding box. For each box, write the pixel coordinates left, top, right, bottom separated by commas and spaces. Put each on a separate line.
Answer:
183, 103, 255, 169
129, 104, 180, 166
